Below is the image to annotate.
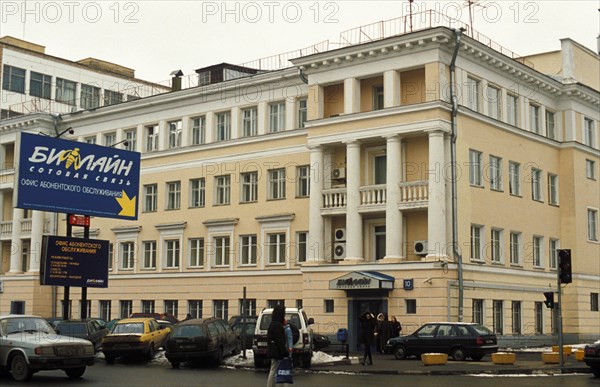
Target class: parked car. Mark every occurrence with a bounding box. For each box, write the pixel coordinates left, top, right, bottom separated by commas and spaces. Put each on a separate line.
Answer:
106, 318, 121, 331
584, 341, 600, 377
165, 318, 239, 368
253, 307, 314, 368
129, 312, 179, 324
228, 315, 258, 350
55, 319, 109, 351
0, 315, 95, 382
384, 322, 498, 361
313, 333, 331, 350
44, 317, 63, 329
91, 318, 108, 328
101, 317, 171, 363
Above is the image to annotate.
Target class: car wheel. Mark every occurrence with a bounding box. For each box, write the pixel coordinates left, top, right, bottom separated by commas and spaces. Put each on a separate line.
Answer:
451, 347, 467, 361
393, 345, 407, 360
10, 354, 33, 382
65, 366, 86, 379
470, 354, 484, 361
147, 344, 156, 360
170, 361, 180, 369
254, 355, 265, 368
301, 353, 311, 369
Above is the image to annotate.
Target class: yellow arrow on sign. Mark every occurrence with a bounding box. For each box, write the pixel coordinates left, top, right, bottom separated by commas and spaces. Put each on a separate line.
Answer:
116, 190, 136, 217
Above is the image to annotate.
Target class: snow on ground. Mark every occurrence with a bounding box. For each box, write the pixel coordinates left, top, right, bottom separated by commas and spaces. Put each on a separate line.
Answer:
505, 340, 599, 353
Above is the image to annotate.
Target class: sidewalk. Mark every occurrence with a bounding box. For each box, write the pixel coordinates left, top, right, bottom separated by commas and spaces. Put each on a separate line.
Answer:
310, 351, 592, 376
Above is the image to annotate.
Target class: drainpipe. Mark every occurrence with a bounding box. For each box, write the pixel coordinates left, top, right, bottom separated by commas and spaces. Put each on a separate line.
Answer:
450, 28, 465, 322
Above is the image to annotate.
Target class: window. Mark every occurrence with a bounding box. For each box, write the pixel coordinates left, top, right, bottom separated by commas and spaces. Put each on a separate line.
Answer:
85, 136, 97, 144
487, 85, 500, 119
374, 155, 387, 184
584, 118, 595, 147
166, 181, 181, 210
145, 125, 159, 152
104, 90, 123, 106
509, 161, 521, 196
529, 104, 540, 134
267, 233, 286, 264
490, 228, 502, 263
30, 71, 52, 99
588, 208, 598, 241
591, 293, 599, 312
213, 300, 228, 320
493, 300, 503, 334
164, 301, 178, 319
124, 129, 136, 151
240, 299, 257, 316
296, 166, 310, 198
469, 150, 483, 186
189, 238, 204, 267
506, 94, 518, 126
2, 65, 26, 93
80, 301, 92, 319
534, 302, 543, 334
373, 86, 384, 110
298, 98, 307, 128
325, 300, 334, 313
268, 168, 286, 200
549, 239, 559, 269
546, 110, 556, 139
465, 77, 480, 111
472, 299, 483, 325
60, 300, 72, 319
142, 241, 156, 269
120, 300, 132, 318
120, 242, 135, 270
104, 132, 116, 147
269, 102, 286, 132
489, 155, 502, 191
509, 232, 521, 265
267, 300, 285, 309
242, 107, 258, 137
511, 301, 521, 334
168, 120, 182, 148
141, 300, 155, 313
586, 159, 596, 180
216, 112, 231, 141
240, 235, 257, 265
21, 241, 29, 272
406, 299, 417, 314
143, 184, 158, 212
240, 172, 258, 203
533, 236, 543, 267
165, 239, 180, 268
55, 78, 76, 105
374, 225, 386, 260
296, 300, 303, 309
188, 300, 203, 319
470, 225, 483, 261
192, 116, 206, 145
215, 175, 231, 205
80, 84, 100, 109
548, 174, 559, 205
99, 300, 111, 322
214, 236, 231, 266
190, 178, 206, 208
531, 168, 542, 201
199, 71, 210, 86
296, 232, 308, 263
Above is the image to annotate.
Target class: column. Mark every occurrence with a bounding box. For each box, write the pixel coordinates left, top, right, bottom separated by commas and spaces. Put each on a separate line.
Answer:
286, 99, 296, 130
28, 210, 44, 272
384, 135, 403, 260
205, 112, 214, 143
344, 78, 360, 114
257, 102, 267, 136
344, 141, 363, 262
158, 120, 167, 150
181, 116, 190, 146
307, 146, 324, 263
308, 84, 324, 121
9, 208, 23, 273
426, 130, 447, 260
230, 107, 240, 140
383, 70, 400, 108
136, 124, 144, 152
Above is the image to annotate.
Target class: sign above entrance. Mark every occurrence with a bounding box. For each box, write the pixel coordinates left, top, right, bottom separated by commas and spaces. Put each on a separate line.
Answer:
329, 271, 395, 290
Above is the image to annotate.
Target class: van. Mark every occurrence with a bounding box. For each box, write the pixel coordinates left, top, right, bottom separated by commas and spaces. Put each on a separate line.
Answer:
252, 307, 314, 368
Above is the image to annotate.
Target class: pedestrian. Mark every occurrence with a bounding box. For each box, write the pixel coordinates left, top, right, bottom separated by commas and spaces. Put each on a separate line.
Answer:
267, 305, 289, 387
374, 313, 392, 353
283, 318, 293, 355
358, 311, 376, 365
390, 316, 402, 338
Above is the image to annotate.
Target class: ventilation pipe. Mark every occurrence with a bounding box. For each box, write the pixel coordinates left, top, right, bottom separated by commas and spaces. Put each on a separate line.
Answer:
170, 70, 184, 91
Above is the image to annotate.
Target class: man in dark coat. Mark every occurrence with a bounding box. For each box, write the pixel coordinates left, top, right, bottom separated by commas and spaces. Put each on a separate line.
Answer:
267, 305, 288, 386
358, 311, 376, 365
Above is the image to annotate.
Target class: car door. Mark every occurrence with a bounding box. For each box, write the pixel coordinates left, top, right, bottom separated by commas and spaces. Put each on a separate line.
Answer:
411, 324, 438, 355
87, 320, 101, 348
433, 324, 457, 354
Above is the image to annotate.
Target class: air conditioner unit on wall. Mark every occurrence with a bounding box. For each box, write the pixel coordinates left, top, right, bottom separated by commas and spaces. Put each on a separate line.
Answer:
334, 242, 346, 260
332, 168, 346, 180
414, 240, 428, 256
334, 228, 346, 242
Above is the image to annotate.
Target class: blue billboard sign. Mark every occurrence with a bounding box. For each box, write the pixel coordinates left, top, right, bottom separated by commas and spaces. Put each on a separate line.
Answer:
16, 132, 140, 220
41, 235, 109, 288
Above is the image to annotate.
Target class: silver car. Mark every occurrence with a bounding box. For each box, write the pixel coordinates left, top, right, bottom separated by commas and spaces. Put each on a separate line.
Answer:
0, 315, 95, 382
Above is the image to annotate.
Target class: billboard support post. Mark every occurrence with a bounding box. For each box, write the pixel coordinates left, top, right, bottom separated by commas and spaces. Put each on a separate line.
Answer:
63, 214, 72, 321
81, 216, 90, 319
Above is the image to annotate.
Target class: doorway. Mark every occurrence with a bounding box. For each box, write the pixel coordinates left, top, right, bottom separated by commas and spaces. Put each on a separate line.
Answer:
348, 298, 387, 351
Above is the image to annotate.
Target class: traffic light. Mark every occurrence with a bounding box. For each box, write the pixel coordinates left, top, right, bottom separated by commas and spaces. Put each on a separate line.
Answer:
558, 249, 572, 284
543, 292, 555, 309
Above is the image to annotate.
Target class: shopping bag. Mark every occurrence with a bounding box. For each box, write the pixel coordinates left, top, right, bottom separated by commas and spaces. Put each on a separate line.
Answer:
276, 357, 293, 384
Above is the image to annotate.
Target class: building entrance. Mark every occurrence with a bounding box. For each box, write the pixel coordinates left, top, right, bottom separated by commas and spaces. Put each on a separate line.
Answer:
348, 298, 387, 351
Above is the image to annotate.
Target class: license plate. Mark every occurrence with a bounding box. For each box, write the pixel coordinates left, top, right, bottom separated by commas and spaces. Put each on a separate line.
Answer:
257, 342, 267, 347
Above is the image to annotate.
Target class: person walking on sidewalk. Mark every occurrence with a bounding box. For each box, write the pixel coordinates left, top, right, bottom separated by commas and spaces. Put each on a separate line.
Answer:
359, 312, 376, 365
390, 316, 402, 338
267, 305, 288, 387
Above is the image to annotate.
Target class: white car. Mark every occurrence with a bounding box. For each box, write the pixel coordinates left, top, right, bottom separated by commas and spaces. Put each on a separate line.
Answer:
0, 315, 95, 382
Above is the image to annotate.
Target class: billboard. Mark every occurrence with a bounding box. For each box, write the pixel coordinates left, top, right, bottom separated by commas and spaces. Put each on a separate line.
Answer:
40, 235, 109, 288
16, 132, 140, 220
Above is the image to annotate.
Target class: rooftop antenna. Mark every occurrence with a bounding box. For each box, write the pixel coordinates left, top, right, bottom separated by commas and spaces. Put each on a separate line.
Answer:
463, 1, 488, 35
408, 0, 414, 32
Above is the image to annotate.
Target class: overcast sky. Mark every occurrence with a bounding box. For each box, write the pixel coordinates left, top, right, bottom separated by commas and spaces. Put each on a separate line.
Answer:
2, 1, 598, 83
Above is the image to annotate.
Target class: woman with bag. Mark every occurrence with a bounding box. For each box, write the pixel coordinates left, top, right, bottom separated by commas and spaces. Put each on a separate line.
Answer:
267, 305, 291, 386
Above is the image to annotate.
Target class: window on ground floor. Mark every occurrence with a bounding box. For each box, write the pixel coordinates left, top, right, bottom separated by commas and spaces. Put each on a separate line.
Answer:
120, 300, 132, 318
472, 299, 483, 325
493, 300, 503, 334
188, 300, 202, 319
511, 301, 521, 334
406, 299, 417, 314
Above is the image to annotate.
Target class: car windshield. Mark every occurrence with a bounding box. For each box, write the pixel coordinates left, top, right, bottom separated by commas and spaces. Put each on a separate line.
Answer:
171, 325, 206, 338
112, 323, 144, 334
1, 317, 55, 335
472, 324, 494, 335
259, 313, 302, 330
57, 323, 87, 335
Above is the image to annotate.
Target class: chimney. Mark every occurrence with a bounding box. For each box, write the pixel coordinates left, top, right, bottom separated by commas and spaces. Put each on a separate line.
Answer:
170, 70, 183, 91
